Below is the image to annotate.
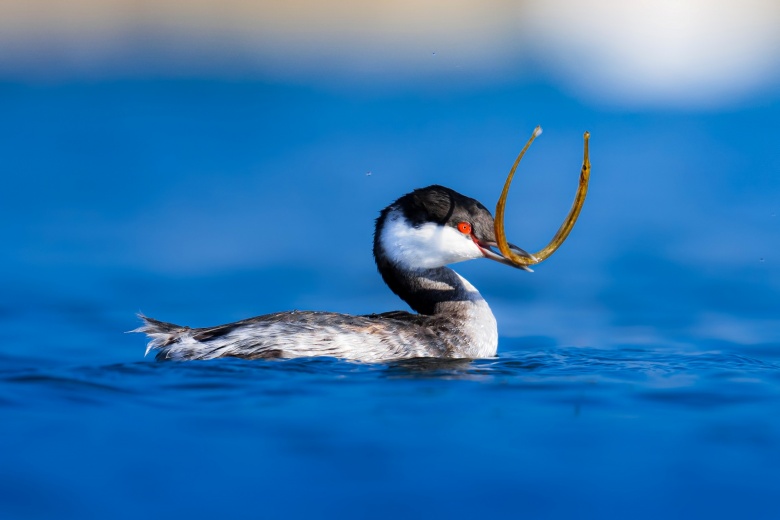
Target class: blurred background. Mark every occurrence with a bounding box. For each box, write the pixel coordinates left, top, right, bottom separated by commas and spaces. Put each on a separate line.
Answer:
1, 0, 779, 362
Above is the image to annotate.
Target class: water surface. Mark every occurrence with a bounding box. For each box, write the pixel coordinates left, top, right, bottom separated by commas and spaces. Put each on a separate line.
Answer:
3, 342, 780, 519
1, 80, 779, 519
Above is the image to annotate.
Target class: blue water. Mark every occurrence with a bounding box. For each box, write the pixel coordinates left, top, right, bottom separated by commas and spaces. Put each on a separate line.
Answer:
2, 79, 780, 518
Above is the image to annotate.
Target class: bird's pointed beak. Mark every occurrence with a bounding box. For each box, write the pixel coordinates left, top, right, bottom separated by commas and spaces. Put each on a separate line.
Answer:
475, 239, 537, 272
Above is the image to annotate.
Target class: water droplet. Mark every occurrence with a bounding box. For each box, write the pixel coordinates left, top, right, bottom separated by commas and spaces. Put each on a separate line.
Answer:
432, 52, 436, 56
365, 171, 372, 176
760, 258, 765, 263
771, 212, 776, 217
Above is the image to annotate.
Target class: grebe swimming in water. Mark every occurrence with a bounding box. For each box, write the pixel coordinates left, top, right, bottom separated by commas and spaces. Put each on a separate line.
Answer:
136, 128, 590, 362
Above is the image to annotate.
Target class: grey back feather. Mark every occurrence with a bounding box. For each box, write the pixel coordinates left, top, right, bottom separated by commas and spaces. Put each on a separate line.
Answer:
136, 311, 468, 362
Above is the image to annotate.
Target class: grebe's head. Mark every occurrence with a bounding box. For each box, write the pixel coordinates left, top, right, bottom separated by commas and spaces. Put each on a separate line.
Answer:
373, 185, 533, 271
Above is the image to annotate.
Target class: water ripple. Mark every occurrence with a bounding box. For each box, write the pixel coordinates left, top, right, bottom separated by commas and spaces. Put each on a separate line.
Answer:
1, 345, 777, 410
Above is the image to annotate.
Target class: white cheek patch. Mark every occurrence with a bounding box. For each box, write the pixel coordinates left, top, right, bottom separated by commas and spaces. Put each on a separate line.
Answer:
380, 210, 483, 269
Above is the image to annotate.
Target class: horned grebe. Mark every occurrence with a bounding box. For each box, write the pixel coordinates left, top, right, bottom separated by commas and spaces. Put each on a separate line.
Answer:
136, 128, 590, 362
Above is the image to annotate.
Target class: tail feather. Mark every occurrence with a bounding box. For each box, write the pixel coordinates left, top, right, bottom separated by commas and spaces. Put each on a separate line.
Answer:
132, 314, 190, 356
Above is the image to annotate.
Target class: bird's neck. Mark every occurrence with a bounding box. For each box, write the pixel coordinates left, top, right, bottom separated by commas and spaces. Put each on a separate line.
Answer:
376, 259, 499, 357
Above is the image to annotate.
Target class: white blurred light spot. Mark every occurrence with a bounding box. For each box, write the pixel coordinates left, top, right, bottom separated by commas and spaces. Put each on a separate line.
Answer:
523, 0, 780, 107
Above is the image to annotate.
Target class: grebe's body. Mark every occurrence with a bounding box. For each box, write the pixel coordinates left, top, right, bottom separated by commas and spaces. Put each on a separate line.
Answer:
137, 185, 531, 362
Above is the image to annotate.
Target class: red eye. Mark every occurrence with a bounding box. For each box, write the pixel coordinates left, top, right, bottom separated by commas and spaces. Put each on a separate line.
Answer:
457, 221, 472, 234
